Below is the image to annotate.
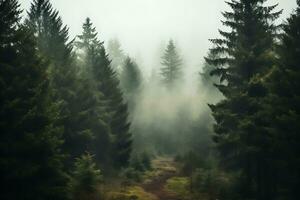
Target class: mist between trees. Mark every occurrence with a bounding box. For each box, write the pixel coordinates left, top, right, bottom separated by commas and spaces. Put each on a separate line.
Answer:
1, 0, 300, 200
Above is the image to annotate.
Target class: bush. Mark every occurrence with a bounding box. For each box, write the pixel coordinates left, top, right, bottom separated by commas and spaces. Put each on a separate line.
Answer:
120, 167, 142, 185
130, 152, 152, 172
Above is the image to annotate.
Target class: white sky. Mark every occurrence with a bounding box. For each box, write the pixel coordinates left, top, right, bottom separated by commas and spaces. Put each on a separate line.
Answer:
19, 0, 297, 75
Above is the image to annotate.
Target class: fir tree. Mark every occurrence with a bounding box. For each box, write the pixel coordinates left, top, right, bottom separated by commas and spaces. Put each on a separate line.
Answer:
262, 1, 300, 198
120, 56, 142, 107
68, 153, 102, 200
74, 18, 111, 168
0, 1, 67, 199
160, 39, 183, 89
206, 0, 281, 199
26, 0, 100, 165
95, 47, 132, 169
76, 18, 132, 168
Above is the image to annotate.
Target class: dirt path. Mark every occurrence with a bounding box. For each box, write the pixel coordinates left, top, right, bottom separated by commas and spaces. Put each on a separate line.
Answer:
141, 157, 182, 200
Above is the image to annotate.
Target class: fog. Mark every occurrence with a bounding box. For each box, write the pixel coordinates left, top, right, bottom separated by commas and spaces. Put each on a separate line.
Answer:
20, 0, 296, 76
18, 0, 298, 155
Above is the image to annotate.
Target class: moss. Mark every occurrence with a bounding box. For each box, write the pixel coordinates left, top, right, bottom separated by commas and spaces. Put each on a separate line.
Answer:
165, 177, 190, 198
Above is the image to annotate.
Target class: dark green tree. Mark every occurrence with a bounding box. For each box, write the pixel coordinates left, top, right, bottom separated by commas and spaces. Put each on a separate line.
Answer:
68, 153, 102, 200
262, 1, 300, 198
73, 18, 111, 168
206, 0, 281, 199
26, 0, 100, 165
160, 39, 183, 89
0, 1, 67, 199
95, 47, 132, 169
76, 18, 132, 169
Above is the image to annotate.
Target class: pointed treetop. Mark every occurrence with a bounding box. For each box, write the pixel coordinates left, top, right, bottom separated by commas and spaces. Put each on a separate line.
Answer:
76, 17, 103, 50
26, 0, 72, 63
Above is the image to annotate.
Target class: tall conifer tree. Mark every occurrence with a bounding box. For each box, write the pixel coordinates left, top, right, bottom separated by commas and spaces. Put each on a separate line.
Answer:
262, 1, 300, 198
160, 39, 183, 89
0, 0, 67, 199
76, 18, 132, 168
206, 0, 281, 199
26, 0, 101, 165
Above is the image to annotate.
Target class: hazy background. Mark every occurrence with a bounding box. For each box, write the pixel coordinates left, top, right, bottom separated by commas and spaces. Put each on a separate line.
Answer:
19, 0, 296, 76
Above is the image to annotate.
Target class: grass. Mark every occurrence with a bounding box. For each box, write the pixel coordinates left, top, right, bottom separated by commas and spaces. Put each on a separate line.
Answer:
105, 186, 158, 200
165, 177, 190, 198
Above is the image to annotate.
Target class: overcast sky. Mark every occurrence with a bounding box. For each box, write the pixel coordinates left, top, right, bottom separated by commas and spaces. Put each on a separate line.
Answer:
19, 0, 297, 75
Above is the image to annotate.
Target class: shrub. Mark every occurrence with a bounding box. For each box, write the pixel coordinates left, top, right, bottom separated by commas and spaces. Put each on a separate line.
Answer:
68, 153, 102, 200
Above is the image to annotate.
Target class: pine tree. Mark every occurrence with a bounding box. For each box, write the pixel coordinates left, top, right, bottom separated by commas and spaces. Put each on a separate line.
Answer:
76, 18, 132, 168
160, 39, 183, 89
206, 0, 281, 199
120, 56, 142, 107
0, 1, 67, 199
26, 0, 100, 165
73, 18, 111, 168
262, 1, 300, 198
68, 153, 102, 200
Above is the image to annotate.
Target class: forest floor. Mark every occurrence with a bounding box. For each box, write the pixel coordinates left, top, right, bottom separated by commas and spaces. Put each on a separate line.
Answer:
105, 157, 190, 200
141, 157, 182, 200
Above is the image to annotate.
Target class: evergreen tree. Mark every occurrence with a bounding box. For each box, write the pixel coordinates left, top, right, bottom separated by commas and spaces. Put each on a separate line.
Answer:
68, 153, 102, 200
262, 1, 300, 198
76, 18, 132, 168
74, 18, 111, 168
206, 0, 281, 199
95, 47, 132, 169
160, 39, 183, 89
120, 56, 142, 107
0, 1, 67, 199
26, 0, 101, 165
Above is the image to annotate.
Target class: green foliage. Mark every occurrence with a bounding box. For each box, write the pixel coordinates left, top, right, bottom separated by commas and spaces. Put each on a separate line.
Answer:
191, 169, 235, 200
178, 151, 215, 176
207, 0, 282, 199
165, 177, 190, 199
26, 0, 92, 165
259, 2, 300, 198
76, 18, 132, 169
0, 1, 67, 199
160, 39, 183, 89
130, 152, 152, 172
120, 167, 142, 185
68, 153, 102, 200
26, 0, 73, 65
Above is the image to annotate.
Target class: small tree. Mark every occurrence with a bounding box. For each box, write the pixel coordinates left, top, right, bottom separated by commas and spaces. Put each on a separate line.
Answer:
160, 39, 183, 89
68, 153, 102, 200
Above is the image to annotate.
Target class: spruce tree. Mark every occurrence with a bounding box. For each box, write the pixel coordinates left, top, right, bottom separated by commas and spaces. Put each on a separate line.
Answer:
26, 0, 100, 165
76, 18, 132, 168
263, 1, 300, 198
160, 39, 183, 89
0, 1, 67, 199
68, 153, 102, 200
120, 56, 142, 108
74, 18, 111, 167
206, 0, 281, 199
